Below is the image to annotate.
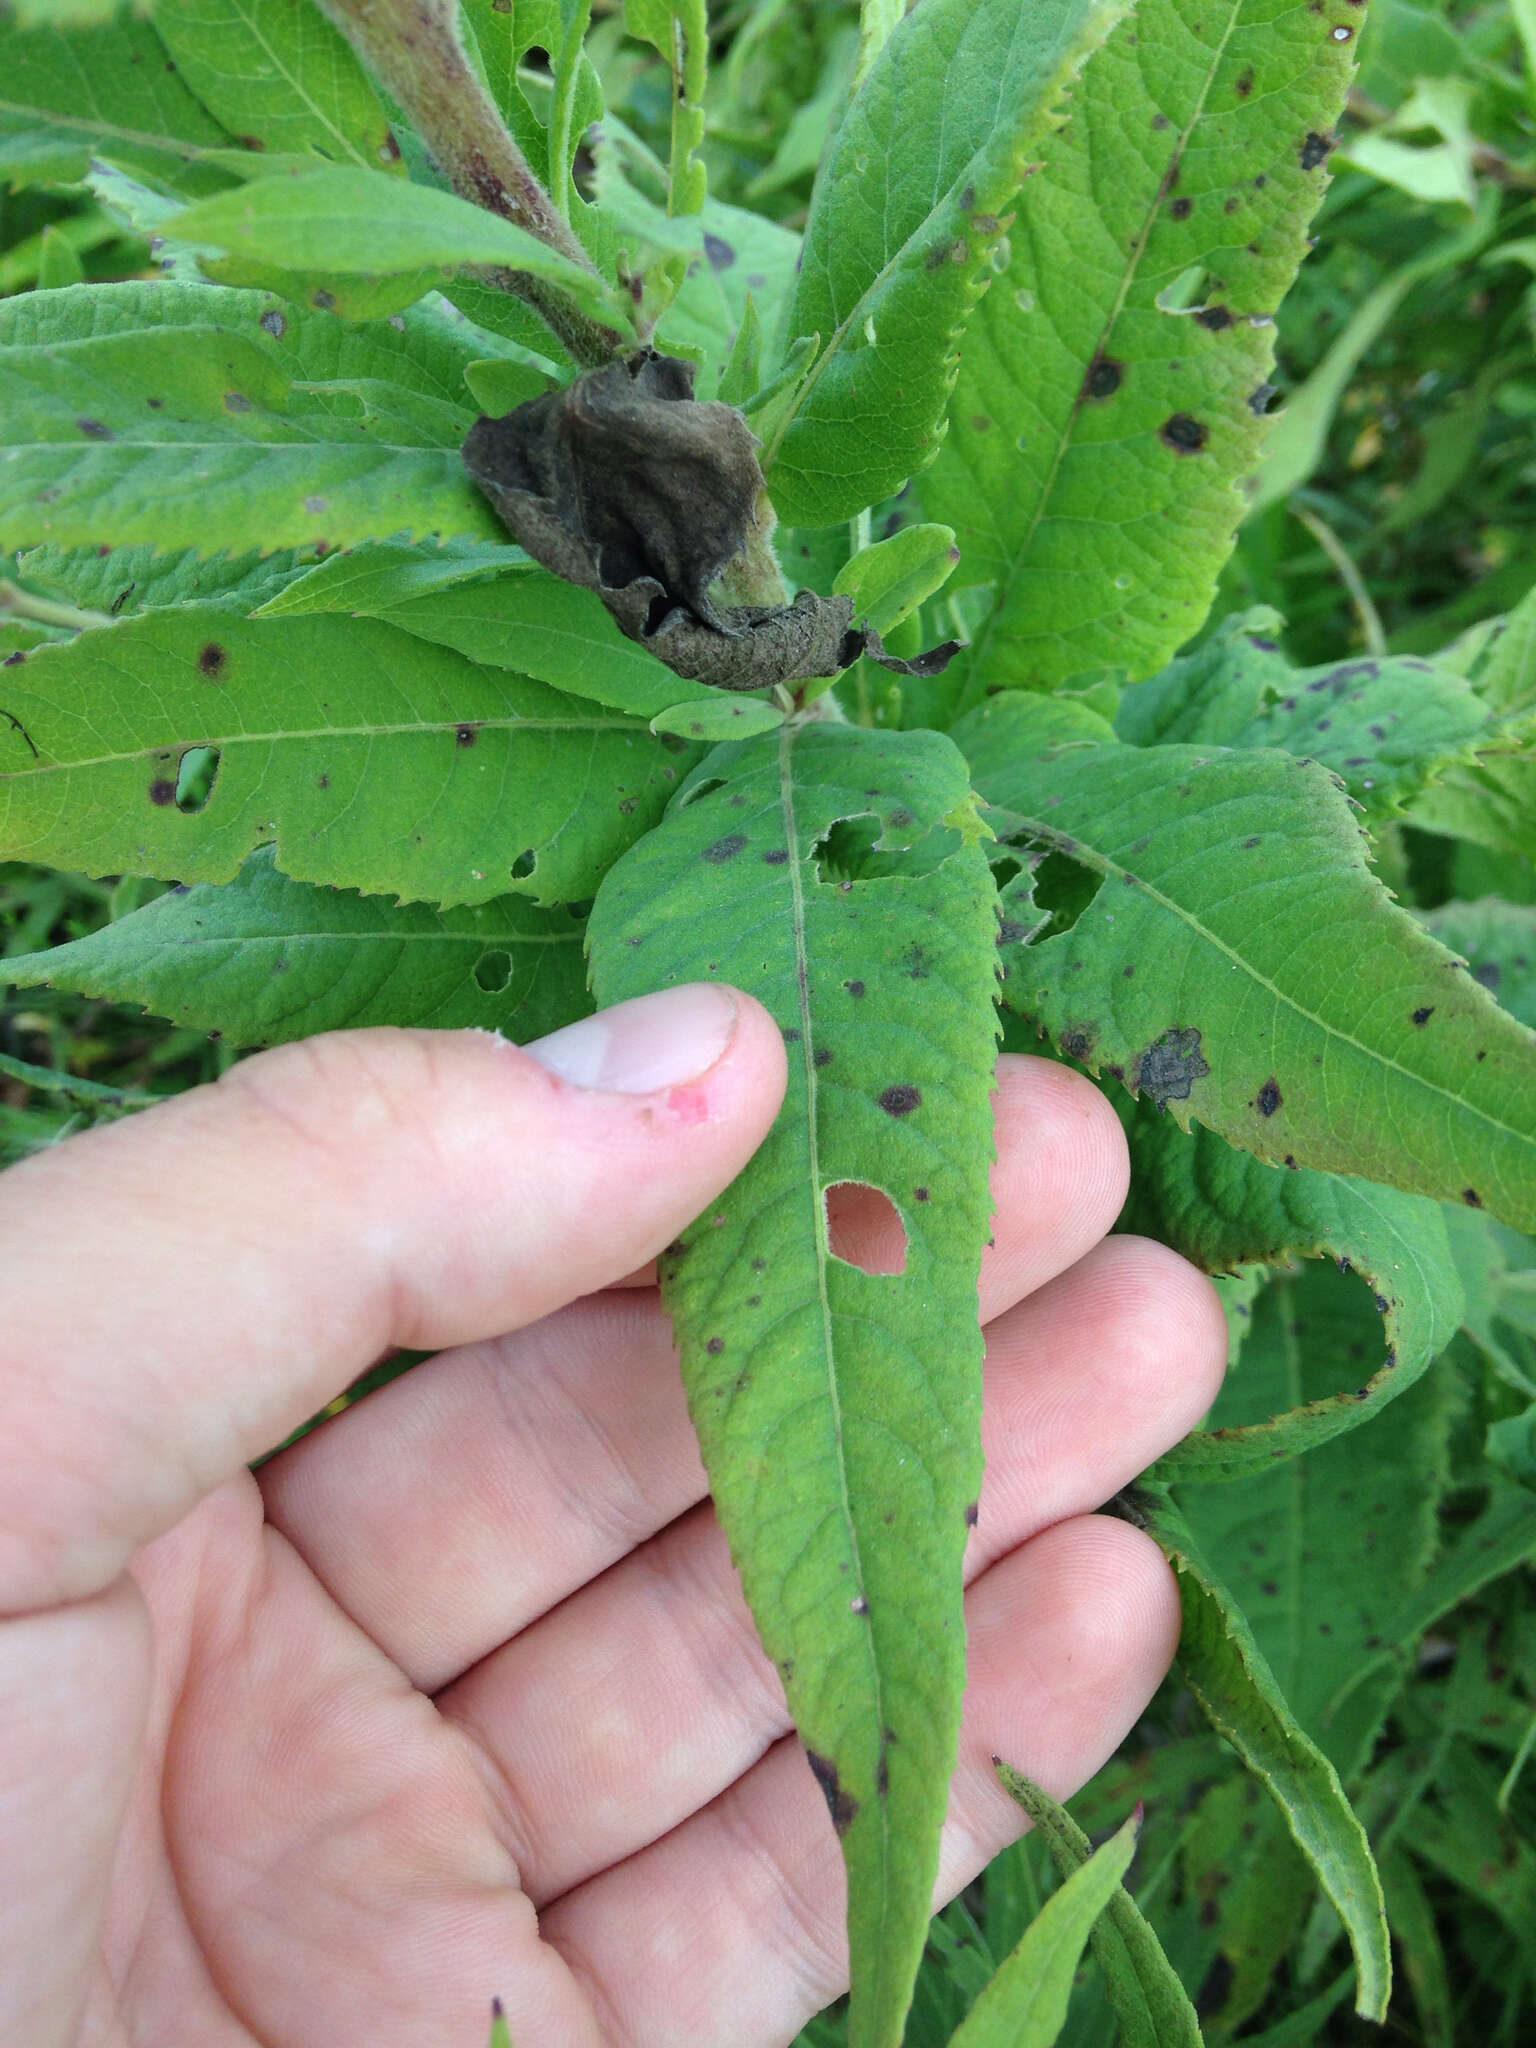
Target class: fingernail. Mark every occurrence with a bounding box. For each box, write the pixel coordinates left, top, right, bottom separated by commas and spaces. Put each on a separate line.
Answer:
523, 984, 739, 1093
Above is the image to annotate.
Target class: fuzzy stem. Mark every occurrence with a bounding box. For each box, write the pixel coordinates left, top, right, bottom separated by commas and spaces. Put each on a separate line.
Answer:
312, 0, 626, 366
0, 579, 113, 633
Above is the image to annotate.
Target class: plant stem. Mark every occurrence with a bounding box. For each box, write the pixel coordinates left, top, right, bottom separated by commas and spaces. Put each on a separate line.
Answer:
1291, 503, 1387, 657
0, 579, 113, 633
312, 0, 626, 366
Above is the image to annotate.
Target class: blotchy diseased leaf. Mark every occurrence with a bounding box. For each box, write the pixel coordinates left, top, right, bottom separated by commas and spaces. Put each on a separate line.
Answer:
1119, 1107, 1463, 1477
1135, 1483, 1392, 2023
19, 540, 317, 617
959, 692, 1536, 1231
996, 1770, 1202, 2048
926, 0, 1359, 697
150, 0, 403, 171
6, 847, 590, 1047
1117, 612, 1496, 823
947, 1808, 1141, 2048
763, 0, 1130, 528
589, 723, 1000, 2048
0, 607, 691, 907
0, 280, 502, 556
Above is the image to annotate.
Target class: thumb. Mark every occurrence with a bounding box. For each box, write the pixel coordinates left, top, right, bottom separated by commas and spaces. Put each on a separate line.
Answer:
0, 985, 787, 1612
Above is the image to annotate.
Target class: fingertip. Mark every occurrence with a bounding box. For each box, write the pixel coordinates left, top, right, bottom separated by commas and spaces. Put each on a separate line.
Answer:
982, 1056, 1130, 1317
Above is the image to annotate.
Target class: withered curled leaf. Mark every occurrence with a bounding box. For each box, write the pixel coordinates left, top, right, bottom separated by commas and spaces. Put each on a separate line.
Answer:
461, 351, 960, 692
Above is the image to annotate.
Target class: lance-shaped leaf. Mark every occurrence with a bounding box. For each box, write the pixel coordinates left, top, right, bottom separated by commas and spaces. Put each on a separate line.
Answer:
1135, 1482, 1392, 2023
1117, 613, 1497, 824
1118, 1107, 1464, 1478
995, 1769, 1202, 2048
588, 723, 1000, 2048
18, 539, 317, 617
0, 11, 235, 195
948, 1809, 1141, 2048
958, 692, 1536, 1231
762, 0, 1131, 528
1174, 1273, 1456, 1777
149, 0, 403, 171
925, 0, 1358, 697
5, 847, 591, 1047
0, 280, 502, 555
0, 607, 690, 907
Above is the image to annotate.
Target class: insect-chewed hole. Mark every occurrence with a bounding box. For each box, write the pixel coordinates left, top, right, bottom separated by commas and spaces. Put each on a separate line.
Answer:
474, 948, 514, 993
175, 746, 221, 814
510, 848, 537, 881
825, 1181, 909, 1277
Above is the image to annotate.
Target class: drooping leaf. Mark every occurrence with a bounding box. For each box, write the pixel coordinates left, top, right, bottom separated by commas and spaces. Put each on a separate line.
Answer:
149, 0, 403, 171
5, 847, 590, 1046
163, 167, 629, 328
925, 0, 1358, 699
0, 607, 690, 907
996, 1769, 1202, 2048
588, 723, 1000, 2048
1118, 1107, 1463, 1477
269, 562, 718, 719
947, 1809, 1141, 2048
0, 11, 236, 195
1175, 1278, 1456, 1776
959, 692, 1536, 1231
762, 0, 1131, 528
1135, 1483, 1392, 2023
1117, 612, 1497, 823
0, 280, 502, 555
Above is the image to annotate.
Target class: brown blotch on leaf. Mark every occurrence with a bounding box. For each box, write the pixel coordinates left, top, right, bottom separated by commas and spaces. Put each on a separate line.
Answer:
1084, 355, 1125, 400
463, 352, 957, 692
1161, 413, 1209, 454
703, 832, 748, 863
1060, 1028, 1094, 1061
879, 1084, 922, 1117
805, 1750, 859, 1837
1236, 65, 1256, 94
1132, 1027, 1210, 1107
197, 642, 227, 680
149, 778, 176, 806
1256, 1077, 1282, 1117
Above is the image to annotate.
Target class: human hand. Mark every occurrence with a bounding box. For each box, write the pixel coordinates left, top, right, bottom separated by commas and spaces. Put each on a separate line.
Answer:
0, 985, 1226, 2047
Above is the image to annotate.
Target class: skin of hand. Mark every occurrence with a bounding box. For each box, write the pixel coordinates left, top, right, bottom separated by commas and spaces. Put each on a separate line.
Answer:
0, 983, 1227, 2048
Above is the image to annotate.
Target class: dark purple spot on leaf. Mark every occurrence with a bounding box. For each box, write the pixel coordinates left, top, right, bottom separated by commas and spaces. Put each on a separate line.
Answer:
763, 848, 789, 864
703, 833, 747, 863
1300, 131, 1333, 170
1256, 1077, 1282, 1116
1170, 196, 1192, 220
1084, 355, 1124, 400
312, 289, 336, 310
259, 308, 286, 338
1132, 1027, 1210, 1107
149, 778, 176, 805
1161, 413, 1208, 454
77, 417, 113, 440
703, 233, 735, 270
197, 642, 227, 680
1464, 1188, 1484, 1208
879, 1084, 921, 1117
1412, 1007, 1433, 1025
813, 1048, 833, 1067
705, 1335, 724, 1354
805, 1750, 858, 1837
846, 979, 866, 998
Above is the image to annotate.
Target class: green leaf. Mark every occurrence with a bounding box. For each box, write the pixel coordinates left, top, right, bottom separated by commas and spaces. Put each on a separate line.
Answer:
149, 0, 403, 172
462, 356, 556, 417
1420, 899, 1536, 1030
1118, 613, 1497, 824
995, 1770, 1202, 2048
947, 1809, 1141, 2048
0, 607, 690, 907
1136, 1483, 1391, 2023
833, 525, 960, 639
1119, 1108, 1463, 1479
5, 847, 590, 1046
1380, 1849, 1453, 2048
959, 692, 1536, 1231
654, 196, 802, 398
0, 1048, 157, 1117
588, 723, 1000, 2048
0, 12, 236, 193
163, 167, 628, 326
1176, 1278, 1456, 1775
270, 565, 718, 719
649, 697, 784, 742
762, 0, 1130, 528
625, 0, 708, 217
1178, 1775, 1313, 2036
924, 0, 1357, 698
19, 540, 316, 616
0, 280, 501, 555
251, 539, 534, 619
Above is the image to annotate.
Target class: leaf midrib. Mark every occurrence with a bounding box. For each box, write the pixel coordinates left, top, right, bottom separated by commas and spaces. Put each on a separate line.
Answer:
1008, 801, 1536, 1157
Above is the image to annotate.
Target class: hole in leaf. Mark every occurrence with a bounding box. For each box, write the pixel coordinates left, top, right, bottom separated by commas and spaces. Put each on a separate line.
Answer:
825, 1181, 909, 1276
474, 949, 514, 993
174, 746, 221, 814
813, 815, 882, 883
676, 775, 726, 810
1029, 851, 1103, 938
1155, 266, 1209, 314
510, 849, 537, 880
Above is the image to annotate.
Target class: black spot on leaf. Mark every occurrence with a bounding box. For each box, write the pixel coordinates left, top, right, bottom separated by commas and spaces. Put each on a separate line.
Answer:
1170, 196, 1192, 220
805, 1750, 858, 1837
813, 1047, 833, 1067
77, 417, 113, 440
705, 1335, 725, 1354
763, 847, 789, 864
1132, 1027, 1210, 1107
703, 832, 747, 863
703, 233, 735, 270
1236, 65, 1255, 94
1196, 305, 1234, 330
197, 642, 227, 680
1256, 1077, 1282, 1116
1084, 355, 1124, 400
846, 979, 866, 998
456, 723, 478, 746
1300, 131, 1333, 170
1412, 1006, 1433, 1025
914, 1186, 929, 1202
1161, 413, 1209, 454
1464, 1188, 1484, 1208
879, 1084, 921, 1116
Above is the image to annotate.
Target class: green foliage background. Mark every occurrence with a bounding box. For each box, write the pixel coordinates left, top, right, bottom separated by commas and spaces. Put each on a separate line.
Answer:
2, 0, 1535, 2042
